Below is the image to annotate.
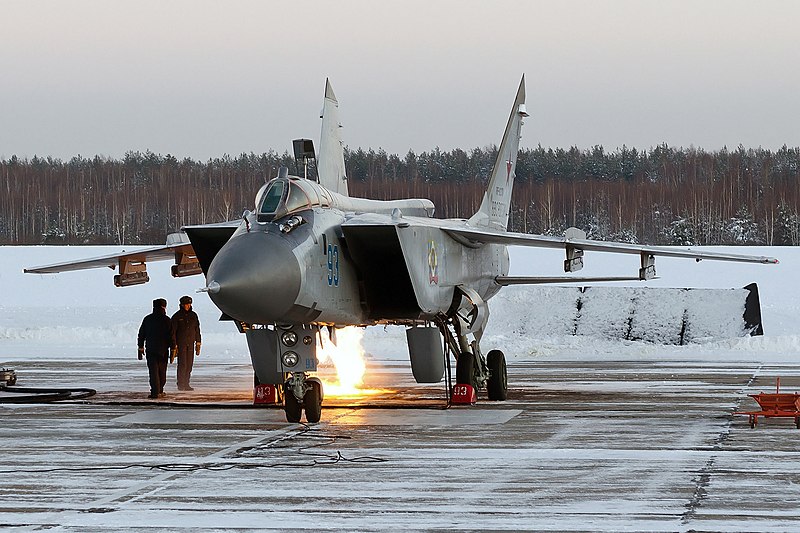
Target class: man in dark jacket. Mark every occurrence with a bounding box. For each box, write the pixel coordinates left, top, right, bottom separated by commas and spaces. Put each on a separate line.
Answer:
171, 295, 201, 391
138, 298, 172, 399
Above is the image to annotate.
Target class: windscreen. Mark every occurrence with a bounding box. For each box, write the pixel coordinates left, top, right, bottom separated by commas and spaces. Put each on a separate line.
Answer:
259, 180, 285, 215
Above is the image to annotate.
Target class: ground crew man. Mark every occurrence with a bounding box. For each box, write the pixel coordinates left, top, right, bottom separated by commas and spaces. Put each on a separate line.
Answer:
137, 298, 172, 399
171, 295, 201, 391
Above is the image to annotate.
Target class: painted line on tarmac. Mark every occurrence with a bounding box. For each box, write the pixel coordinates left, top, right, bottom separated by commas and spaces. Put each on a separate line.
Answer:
87, 408, 365, 509
87, 425, 299, 508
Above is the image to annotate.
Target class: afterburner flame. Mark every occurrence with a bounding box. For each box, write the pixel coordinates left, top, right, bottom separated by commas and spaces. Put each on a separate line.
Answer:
316, 326, 378, 397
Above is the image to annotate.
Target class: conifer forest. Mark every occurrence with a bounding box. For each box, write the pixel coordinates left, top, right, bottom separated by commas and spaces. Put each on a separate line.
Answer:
2, 144, 799, 246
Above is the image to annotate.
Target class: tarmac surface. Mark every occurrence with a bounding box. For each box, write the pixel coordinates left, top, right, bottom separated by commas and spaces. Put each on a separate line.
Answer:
2, 356, 800, 531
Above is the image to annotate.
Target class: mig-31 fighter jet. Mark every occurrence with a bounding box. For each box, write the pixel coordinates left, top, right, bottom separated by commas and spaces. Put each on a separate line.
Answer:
26, 77, 778, 422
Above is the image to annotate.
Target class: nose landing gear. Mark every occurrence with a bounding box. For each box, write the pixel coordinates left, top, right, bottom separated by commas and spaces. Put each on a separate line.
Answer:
283, 372, 324, 423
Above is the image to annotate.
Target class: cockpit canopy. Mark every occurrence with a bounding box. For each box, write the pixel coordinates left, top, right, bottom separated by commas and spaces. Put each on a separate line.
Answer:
255, 177, 329, 222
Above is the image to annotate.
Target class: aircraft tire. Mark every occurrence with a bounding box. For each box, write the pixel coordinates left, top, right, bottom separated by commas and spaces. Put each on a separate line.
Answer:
283, 383, 303, 423
304, 381, 323, 423
486, 350, 507, 401
456, 352, 478, 390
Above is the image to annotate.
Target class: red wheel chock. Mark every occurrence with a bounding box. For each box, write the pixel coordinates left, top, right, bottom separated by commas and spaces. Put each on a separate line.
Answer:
451, 384, 477, 405
254, 383, 281, 405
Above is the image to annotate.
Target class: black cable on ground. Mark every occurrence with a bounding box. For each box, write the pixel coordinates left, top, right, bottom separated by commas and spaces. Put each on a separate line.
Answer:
0, 386, 96, 403
1, 389, 450, 409
1, 377, 450, 410
87, 399, 451, 410
0, 424, 387, 476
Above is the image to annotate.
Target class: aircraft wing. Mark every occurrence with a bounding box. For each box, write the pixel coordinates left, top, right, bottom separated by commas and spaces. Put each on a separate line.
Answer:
443, 226, 779, 265
24, 241, 193, 274
342, 214, 777, 290
24, 221, 240, 286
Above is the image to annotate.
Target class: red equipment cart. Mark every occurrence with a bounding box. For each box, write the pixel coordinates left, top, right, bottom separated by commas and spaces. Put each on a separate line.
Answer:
735, 378, 800, 429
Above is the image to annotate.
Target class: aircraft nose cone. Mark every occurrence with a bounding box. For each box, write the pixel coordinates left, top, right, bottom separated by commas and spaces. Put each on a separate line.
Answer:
206, 232, 300, 324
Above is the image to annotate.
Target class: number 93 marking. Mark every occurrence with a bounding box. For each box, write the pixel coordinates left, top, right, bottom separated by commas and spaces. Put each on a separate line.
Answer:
327, 244, 339, 287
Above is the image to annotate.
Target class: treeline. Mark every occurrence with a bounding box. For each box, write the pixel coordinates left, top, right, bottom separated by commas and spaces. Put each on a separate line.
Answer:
1, 144, 799, 245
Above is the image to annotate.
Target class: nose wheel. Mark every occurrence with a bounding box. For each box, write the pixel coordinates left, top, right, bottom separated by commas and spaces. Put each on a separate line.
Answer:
304, 380, 322, 423
283, 384, 303, 423
283, 374, 324, 423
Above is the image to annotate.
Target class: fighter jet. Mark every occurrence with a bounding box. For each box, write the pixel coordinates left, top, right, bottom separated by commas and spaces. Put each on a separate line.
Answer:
26, 77, 778, 422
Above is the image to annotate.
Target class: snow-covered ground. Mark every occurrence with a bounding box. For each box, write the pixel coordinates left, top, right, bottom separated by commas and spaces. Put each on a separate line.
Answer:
2, 245, 799, 532
0, 244, 796, 365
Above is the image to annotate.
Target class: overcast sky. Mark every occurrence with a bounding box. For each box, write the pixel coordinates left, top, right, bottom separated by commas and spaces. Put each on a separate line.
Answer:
1, 0, 798, 160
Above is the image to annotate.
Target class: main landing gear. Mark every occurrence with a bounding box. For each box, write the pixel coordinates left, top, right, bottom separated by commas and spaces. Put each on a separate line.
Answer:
435, 285, 508, 403
439, 313, 508, 403
454, 348, 508, 401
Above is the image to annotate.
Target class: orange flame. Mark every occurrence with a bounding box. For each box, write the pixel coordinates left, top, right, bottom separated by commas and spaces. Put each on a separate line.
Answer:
316, 327, 384, 397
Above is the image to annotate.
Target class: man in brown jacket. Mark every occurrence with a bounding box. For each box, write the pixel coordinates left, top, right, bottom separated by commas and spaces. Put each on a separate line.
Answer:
171, 295, 202, 391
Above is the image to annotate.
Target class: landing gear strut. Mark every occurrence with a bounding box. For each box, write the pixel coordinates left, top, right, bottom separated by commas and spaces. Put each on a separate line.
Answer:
436, 305, 508, 402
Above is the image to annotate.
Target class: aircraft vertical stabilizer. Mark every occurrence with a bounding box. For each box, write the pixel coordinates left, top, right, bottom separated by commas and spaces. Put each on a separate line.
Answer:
468, 76, 527, 231
317, 79, 349, 196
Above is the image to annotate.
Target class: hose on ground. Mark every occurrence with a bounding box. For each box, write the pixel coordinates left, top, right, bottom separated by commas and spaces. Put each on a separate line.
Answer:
0, 386, 96, 403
